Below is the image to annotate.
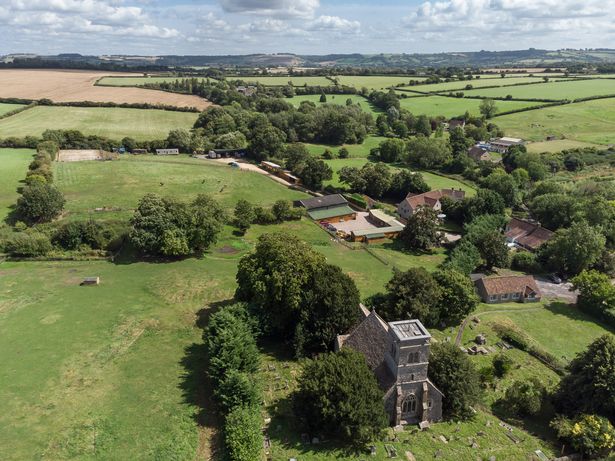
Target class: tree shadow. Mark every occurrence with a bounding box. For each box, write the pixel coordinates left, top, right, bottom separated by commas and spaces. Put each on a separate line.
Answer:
178, 298, 236, 460
490, 398, 558, 447
543, 301, 615, 334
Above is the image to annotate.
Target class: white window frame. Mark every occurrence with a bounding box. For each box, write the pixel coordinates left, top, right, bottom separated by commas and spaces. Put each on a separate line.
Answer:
501, 293, 509, 300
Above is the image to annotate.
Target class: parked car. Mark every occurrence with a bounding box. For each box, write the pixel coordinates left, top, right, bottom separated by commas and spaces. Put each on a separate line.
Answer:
548, 274, 563, 284
229, 161, 240, 168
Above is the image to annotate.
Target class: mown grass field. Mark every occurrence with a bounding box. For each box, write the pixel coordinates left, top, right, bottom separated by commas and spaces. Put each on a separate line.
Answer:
234, 75, 333, 86
398, 95, 540, 118
495, 98, 615, 145
304, 135, 387, 158
0, 106, 198, 141
335, 75, 427, 89
0, 103, 26, 116
0, 148, 33, 220
97, 76, 212, 86
54, 155, 308, 221
463, 78, 615, 100
526, 139, 603, 153
284, 94, 380, 115
408, 76, 555, 93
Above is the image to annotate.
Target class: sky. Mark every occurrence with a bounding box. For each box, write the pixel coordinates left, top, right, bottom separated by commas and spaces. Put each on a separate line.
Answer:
0, 0, 614, 56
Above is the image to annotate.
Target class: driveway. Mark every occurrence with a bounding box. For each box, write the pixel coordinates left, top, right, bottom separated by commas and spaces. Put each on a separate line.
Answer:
535, 276, 578, 303
196, 157, 294, 186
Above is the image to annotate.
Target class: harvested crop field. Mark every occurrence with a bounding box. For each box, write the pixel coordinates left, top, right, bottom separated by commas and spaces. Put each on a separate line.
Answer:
0, 69, 211, 110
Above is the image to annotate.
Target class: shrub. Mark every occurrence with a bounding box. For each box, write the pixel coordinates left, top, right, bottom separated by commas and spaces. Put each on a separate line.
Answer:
224, 405, 262, 461
551, 414, 615, 457
215, 370, 262, 414
5, 232, 52, 256
492, 353, 514, 378
511, 251, 542, 273
502, 378, 545, 416
253, 206, 276, 224
16, 183, 65, 224
338, 147, 349, 158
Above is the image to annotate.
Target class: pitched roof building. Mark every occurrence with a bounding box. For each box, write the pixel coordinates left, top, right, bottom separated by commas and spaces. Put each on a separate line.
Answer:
397, 189, 466, 220
474, 275, 541, 304
300, 194, 357, 223
489, 137, 524, 154
467, 145, 491, 162
336, 306, 443, 427
505, 217, 554, 251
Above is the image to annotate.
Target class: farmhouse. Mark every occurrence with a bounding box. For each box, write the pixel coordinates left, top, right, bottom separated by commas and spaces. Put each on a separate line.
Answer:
397, 189, 466, 220
488, 137, 524, 154
448, 119, 466, 130
474, 275, 541, 304
467, 145, 491, 162
505, 217, 554, 251
155, 148, 179, 155
336, 305, 443, 427
300, 194, 357, 222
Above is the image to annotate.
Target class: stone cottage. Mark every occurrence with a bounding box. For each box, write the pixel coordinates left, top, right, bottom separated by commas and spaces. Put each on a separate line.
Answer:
335, 305, 443, 427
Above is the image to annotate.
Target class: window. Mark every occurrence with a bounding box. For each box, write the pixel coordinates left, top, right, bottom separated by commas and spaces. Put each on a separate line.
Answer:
408, 351, 419, 363
502, 293, 509, 300
428, 400, 433, 409
401, 394, 417, 415
490, 295, 497, 301
512, 292, 520, 299
410, 374, 415, 381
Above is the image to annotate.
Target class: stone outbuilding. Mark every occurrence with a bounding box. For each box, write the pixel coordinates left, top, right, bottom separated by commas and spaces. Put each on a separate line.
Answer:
335, 305, 443, 426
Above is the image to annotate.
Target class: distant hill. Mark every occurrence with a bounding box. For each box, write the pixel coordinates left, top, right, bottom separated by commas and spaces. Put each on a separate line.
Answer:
3, 49, 615, 70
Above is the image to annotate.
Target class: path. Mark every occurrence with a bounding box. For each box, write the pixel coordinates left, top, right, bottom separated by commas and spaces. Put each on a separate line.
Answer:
205, 157, 294, 187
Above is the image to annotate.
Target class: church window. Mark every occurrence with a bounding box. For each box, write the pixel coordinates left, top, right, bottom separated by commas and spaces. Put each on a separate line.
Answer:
401, 394, 417, 414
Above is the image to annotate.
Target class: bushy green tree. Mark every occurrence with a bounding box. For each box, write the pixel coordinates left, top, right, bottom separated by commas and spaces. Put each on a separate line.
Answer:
433, 268, 479, 325
449, 127, 472, 157
571, 270, 615, 323
16, 183, 65, 224
215, 370, 262, 414
293, 349, 388, 445
429, 342, 481, 420
502, 378, 545, 416
492, 353, 513, 378
479, 99, 498, 118
551, 414, 615, 457
406, 136, 452, 169
388, 170, 430, 200
445, 239, 482, 275
378, 138, 406, 163
224, 405, 262, 461
5, 231, 52, 256
233, 199, 256, 234
166, 128, 192, 153
399, 207, 441, 250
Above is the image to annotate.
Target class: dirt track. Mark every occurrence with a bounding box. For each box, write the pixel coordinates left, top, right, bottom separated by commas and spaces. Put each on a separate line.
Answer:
0, 69, 211, 110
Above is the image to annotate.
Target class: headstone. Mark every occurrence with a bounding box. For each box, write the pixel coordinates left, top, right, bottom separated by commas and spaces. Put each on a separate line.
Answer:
438, 435, 448, 444
370, 445, 377, 456
405, 451, 416, 461
471, 442, 479, 449
489, 456, 496, 461
434, 449, 443, 458
419, 420, 430, 430
477, 431, 485, 437
486, 420, 492, 427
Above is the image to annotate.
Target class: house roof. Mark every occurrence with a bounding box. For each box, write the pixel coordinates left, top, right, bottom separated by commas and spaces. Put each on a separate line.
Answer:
467, 145, 490, 161
370, 209, 399, 226
506, 217, 554, 250
491, 137, 524, 147
351, 224, 404, 237
261, 160, 281, 169
300, 194, 348, 210
308, 204, 355, 221
401, 189, 466, 211
475, 275, 540, 297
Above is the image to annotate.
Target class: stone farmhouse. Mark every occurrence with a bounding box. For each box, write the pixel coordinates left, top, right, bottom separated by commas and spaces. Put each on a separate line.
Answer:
397, 189, 466, 220
474, 275, 541, 304
336, 305, 443, 427
505, 218, 554, 252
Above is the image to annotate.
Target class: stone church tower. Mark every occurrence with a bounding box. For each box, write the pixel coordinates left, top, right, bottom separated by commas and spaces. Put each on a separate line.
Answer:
335, 306, 443, 426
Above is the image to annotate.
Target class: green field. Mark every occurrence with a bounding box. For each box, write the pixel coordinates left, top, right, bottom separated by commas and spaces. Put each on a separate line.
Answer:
97, 76, 212, 86
409, 76, 554, 93
463, 78, 615, 100
0, 103, 26, 116
0, 148, 33, 219
234, 75, 333, 86
0, 106, 198, 141
495, 98, 615, 145
304, 135, 387, 158
54, 155, 308, 220
398, 95, 540, 118
526, 139, 603, 153
335, 75, 427, 90
285, 94, 380, 115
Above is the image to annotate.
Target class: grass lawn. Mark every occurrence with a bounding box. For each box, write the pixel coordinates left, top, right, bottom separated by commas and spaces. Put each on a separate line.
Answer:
0, 102, 26, 116
232, 75, 333, 86
54, 155, 308, 221
284, 94, 381, 115
398, 95, 540, 118
0, 106, 198, 141
495, 98, 615, 145
304, 135, 387, 158
97, 76, 211, 86
335, 75, 428, 90
526, 139, 604, 153
409, 76, 551, 93
0, 148, 33, 220
463, 78, 615, 100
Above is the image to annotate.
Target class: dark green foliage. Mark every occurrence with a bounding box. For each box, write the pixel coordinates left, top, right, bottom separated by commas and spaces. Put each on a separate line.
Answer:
482, 169, 519, 207
571, 270, 615, 326
528, 193, 579, 230
445, 239, 482, 275
224, 405, 262, 461
233, 199, 255, 234
463, 214, 510, 269
293, 349, 388, 445
129, 193, 225, 257
399, 207, 441, 250
551, 414, 615, 457
4, 231, 52, 256
165, 128, 192, 153
492, 353, 513, 378
449, 127, 472, 157
555, 334, 615, 421
502, 378, 545, 416
428, 342, 481, 420
479, 99, 498, 118
215, 370, 262, 414
388, 170, 430, 200
338, 162, 391, 198
271, 200, 301, 222
433, 269, 479, 325
378, 138, 406, 163
463, 189, 506, 223
52, 220, 115, 250
511, 251, 542, 273
406, 136, 452, 169
204, 307, 260, 386
249, 125, 286, 161
338, 147, 349, 158
16, 183, 65, 224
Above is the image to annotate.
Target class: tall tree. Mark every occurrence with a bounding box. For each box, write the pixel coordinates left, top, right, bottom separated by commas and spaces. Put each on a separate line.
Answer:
16, 183, 65, 224
479, 99, 498, 118
233, 199, 255, 234
399, 207, 441, 250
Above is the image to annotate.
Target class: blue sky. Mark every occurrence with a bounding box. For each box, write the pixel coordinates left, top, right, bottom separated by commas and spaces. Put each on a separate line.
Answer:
0, 0, 613, 56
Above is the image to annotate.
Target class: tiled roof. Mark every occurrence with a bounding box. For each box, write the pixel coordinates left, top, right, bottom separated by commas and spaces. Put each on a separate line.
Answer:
506, 218, 554, 250
403, 189, 466, 211
475, 275, 540, 297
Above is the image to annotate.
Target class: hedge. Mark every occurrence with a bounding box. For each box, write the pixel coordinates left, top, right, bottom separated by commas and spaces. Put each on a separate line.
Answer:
224, 405, 262, 461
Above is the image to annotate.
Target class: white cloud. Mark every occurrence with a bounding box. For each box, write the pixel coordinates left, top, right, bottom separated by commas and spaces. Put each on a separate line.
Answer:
219, 0, 319, 18
308, 15, 360, 33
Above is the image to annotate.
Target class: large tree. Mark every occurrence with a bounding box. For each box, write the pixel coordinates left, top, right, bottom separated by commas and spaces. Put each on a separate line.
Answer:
16, 183, 65, 224
399, 206, 441, 250
293, 349, 388, 445
378, 138, 406, 163
433, 269, 479, 325
429, 342, 481, 420
479, 99, 498, 118
554, 334, 615, 421
406, 136, 452, 169
233, 199, 256, 234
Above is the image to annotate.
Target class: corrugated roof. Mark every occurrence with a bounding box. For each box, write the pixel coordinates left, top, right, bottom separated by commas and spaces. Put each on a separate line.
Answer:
308, 204, 355, 220
300, 194, 348, 210
352, 224, 404, 237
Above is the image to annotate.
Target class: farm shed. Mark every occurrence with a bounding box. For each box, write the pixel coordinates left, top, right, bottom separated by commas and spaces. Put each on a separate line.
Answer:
300, 194, 357, 222
155, 148, 179, 155
488, 137, 524, 154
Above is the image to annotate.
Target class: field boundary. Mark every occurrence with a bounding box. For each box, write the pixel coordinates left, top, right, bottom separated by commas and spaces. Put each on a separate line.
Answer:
0, 102, 36, 121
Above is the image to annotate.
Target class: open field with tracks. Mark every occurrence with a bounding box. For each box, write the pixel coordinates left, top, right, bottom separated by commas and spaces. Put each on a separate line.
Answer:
0, 106, 198, 141
0, 70, 210, 109
495, 98, 615, 144
408, 76, 562, 93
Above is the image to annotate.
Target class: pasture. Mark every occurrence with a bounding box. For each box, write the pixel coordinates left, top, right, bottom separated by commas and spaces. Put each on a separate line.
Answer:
526, 139, 603, 153
0, 106, 199, 141
0, 148, 33, 220
0, 70, 210, 109
0, 103, 26, 116
284, 93, 380, 115
463, 78, 615, 100
304, 135, 387, 158
495, 98, 615, 145
398, 95, 540, 118
408, 76, 556, 93
234, 75, 333, 86
335, 75, 428, 89
54, 155, 308, 221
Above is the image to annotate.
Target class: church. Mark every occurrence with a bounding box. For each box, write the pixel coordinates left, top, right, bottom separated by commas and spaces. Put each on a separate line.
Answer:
335, 305, 443, 427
